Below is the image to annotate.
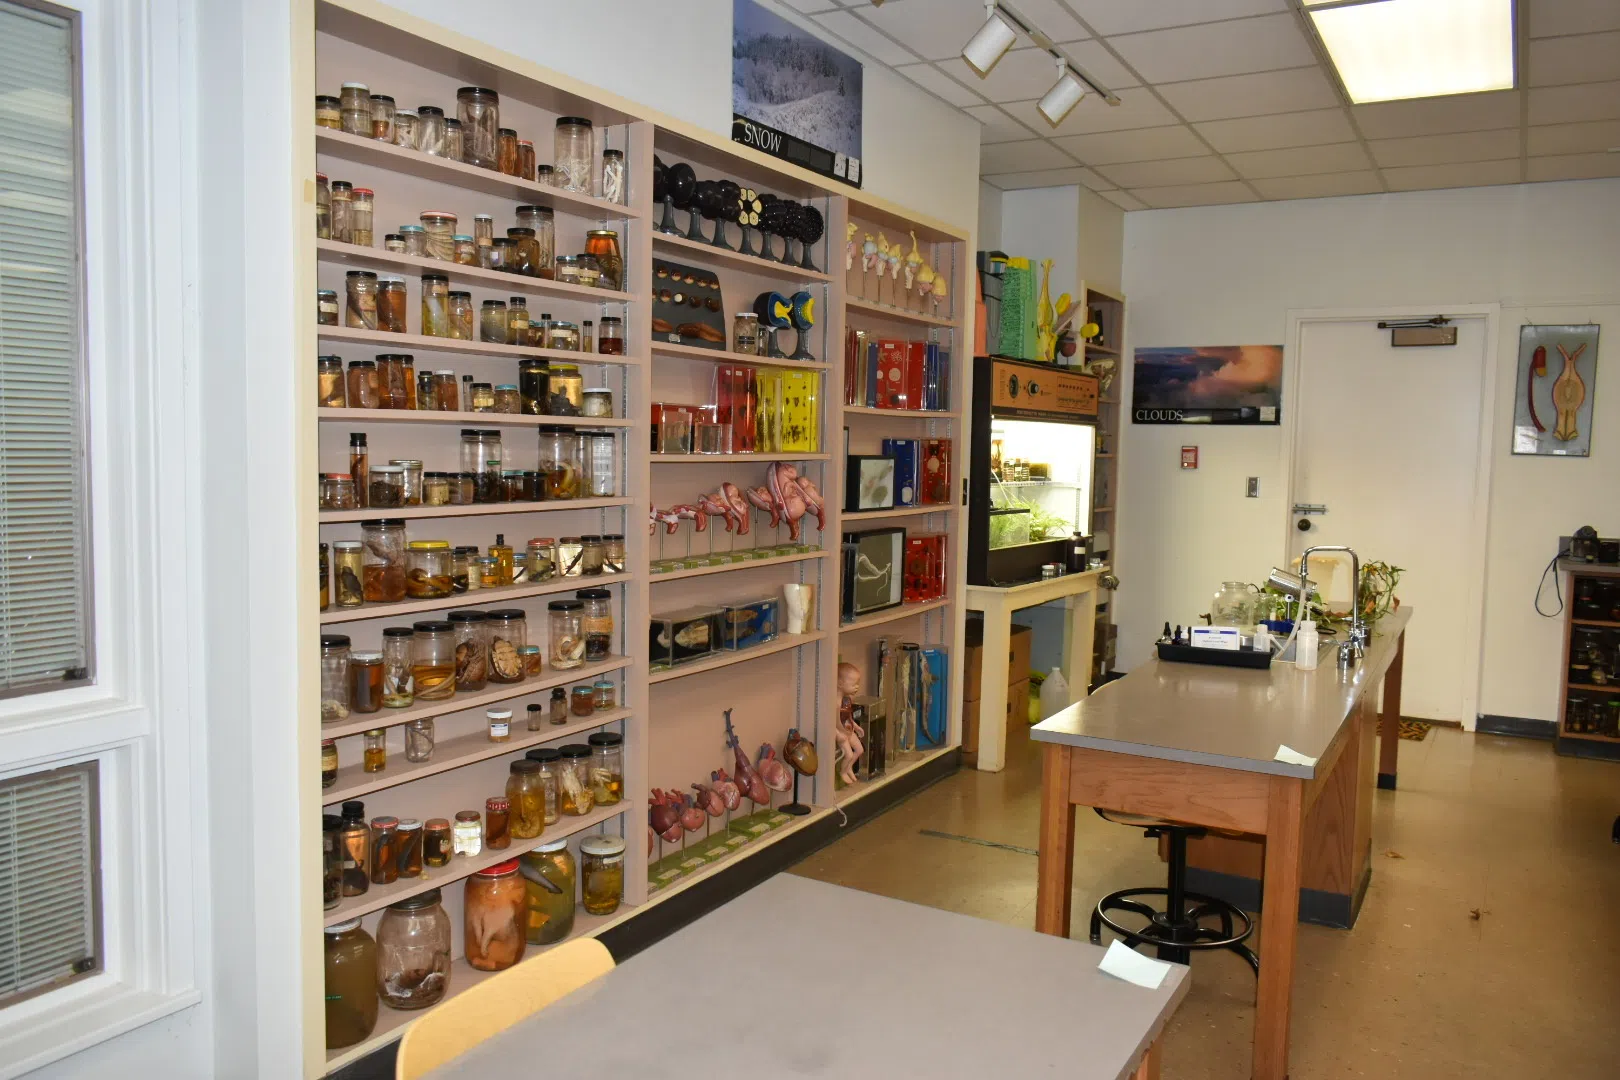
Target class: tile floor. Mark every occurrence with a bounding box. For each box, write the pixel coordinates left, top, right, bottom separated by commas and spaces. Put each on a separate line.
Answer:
792, 721, 1620, 1078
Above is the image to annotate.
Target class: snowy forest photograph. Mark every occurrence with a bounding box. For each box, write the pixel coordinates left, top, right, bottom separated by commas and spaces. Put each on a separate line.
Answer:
732, 0, 863, 165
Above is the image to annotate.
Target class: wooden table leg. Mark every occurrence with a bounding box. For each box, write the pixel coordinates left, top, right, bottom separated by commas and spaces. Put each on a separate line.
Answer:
976, 607, 1013, 773
1378, 630, 1406, 791
1254, 775, 1303, 1080
1062, 585, 1098, 701
1035, 743, 1075, 938
1132, 1040, 1162, 1080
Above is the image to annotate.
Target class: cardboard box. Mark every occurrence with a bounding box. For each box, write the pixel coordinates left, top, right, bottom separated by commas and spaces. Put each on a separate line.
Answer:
961, 678, 1030, 767
1008, 624, 1033, 687
961, 621, 1033, 701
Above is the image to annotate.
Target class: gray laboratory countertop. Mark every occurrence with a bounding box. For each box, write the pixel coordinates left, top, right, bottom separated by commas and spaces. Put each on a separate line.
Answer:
1033, 607, 1412, 779
425, 874, 1188, 1080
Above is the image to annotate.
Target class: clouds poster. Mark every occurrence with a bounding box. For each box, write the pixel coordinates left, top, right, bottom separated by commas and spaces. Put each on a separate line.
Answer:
1131, 345, 1283, 425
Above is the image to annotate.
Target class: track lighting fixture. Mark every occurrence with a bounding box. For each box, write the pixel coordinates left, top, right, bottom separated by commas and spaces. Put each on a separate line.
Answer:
962, 1, 1017, 77
1037, 56, 1086, 126
959, 2, 1120, 115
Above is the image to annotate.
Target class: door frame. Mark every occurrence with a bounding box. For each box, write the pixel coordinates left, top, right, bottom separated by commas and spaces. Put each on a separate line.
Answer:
1279, 304, 1500, 729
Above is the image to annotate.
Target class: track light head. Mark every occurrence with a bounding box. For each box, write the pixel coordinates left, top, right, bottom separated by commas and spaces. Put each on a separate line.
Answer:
1037, 57, 1086, 126
962, 3, 1018, 78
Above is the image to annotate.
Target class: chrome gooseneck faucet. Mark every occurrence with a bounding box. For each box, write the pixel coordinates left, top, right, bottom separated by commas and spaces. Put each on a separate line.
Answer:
1301, 545, 1364, 668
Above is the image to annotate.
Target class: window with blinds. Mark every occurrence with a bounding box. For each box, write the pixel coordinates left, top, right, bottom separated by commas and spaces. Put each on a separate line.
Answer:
0, 0, 91, 698
0, 761, 100, 1008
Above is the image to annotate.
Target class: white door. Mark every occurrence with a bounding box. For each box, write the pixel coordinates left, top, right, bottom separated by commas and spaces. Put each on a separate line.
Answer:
1286, 315, 1493, 724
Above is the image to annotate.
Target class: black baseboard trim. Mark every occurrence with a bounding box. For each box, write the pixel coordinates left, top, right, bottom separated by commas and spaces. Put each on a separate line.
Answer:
328, 749, 959, 1079
1477, 714, 1557, 740
1556, 736, 1620, 761
1184, 863, 1371, 930
1376, 772, 1396, 790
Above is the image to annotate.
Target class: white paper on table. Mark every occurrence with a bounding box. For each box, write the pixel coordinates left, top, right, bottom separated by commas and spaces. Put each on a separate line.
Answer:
1098, 939, 1172, 990
1274, 744, 1317, 767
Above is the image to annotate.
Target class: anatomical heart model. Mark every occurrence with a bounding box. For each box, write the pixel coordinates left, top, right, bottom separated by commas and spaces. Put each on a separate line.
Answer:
724, 709, 770, 807
1513, 323, 1600, 457
780, 728, 818, 816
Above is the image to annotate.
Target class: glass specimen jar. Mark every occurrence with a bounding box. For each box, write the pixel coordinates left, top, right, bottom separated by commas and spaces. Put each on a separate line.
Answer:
321, 739, 339, 789
323, 814, 342, 908
369, 815, 400, 885
557, 744, 594, 815
732, 312, 758, 355
339, 82, 371, 136
317, 289, 339, 326
601, 148, 625, 205
473, 213, 494, 250
458, 428, 505, 503
450, 610, 489, 691
323, 919, 378, 1050
547, 364, 583, 415
444, 118, 464, 162
390, 457, 423, 504
581, 320, 595, 354
344, 270, 378, 330
415, 104, 447, 156
315, 94, 341, 130
538, 426, 584, 500
519, 358, 547, 416
396, 818, 424, 878
584, 230, 622, 291
482, 237, 510, 273
515, 205, 555, 278
592, 679, 616, 711
399, 224, 427, 257
404, 717, 434, 762
315, 173, 330, 239
377, 277, 408, 334
319, 473, 356, 511
548, 600, 585, 669
574, 255, 602, 290
362, 727, 386, 771
584, 432, 615, 497
497, 127, 519, 176
393, 108, 418, 150
553, 254, 582, 286
420, 211, 457, 261
474, 555, 499, 586
410, 620, 457, 701
423, 472, 450, 506
367, 464, 404, 510
485, 608, 528, 683
517, 139, 535, 181
549, 687, 568, 726
433, 370, 459, 411
602, 534, 625, 574
553, 116, 593, 193
526, 537, 556, 583
506, 297, 531, 346
351, 654, 384, 715
376, 889, 451, 1010
350, 187, 374, 247
519, 841, 575, 945
453, 234, 477, 266
374, 354, 409, 409
423, 818, 451, 867
588, 731, 623, 805
480, 300, 508, 344
369, 94, 395, 141
464, 861, 527, 972
597, 315, 627, 355
456, 86, 500, 169
581, 387, 613, 417
452, 809, 482, 857
569, 685, 594, 717
382, 626, 414, 708
536, 164, 555, 187
505, 227, 539, 277
577, 587, 613, 661
580, 835, 624, 916
338, 802, 370, 895
320, 633, 351, 723
486, 708, 512, 745
493, 384, 521, 414
520, 645, 542, 679
556, 536, 583, 578
469, 382, 496, 412
328, 180, 353, 243
345, 359, 378, 408
420, 274, 450, 337
506, 759, 546, 840
405, 540, 452, 598
527, 747, 562, 824
384, 233, 405, 253
332, 542, 364, 608
485, 795, 511, 849
448, 291, 474, 340
578, 535, 605, 577
361, 519, 407, 603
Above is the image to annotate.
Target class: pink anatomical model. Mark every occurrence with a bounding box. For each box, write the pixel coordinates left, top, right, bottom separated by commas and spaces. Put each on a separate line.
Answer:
746, 485, 778, 529
698, 491, 736, 532
721, 482, 751, 535
756, 743, 792, 792
767, 463, 808, 541
724, 709, 770, 805
710, 769, 742, 811
836, 661, 866, 786
791, 472, 826, 532
692, 781, 726, 817
678, 793, 706, 833
650, 789, 683, 843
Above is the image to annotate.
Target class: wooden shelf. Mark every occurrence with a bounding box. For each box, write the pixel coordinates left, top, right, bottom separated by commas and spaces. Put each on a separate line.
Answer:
1559, 729, 1620, 742
323, 799, 626, 926
322, 707, 631, 803
316, 240, 634, 305
1098, 397, 1119, 405
840, 598, 949, 632
1573, 618, 1620, 628
315, 128, 640, 220
319, 407, 633, 429
1566, 683, 1618, 693
841, 504, 955, 521
1085, 343, 1119, 355
1096, 453, 1115, 459
651, 452, 829, 463
844, 297, 956, 328
651, 339, 831, 370
653, 230, 831, 282
649, 632, 824, 685
834, 745, 957, 806
320, 654, 633, 739
317, 325, 642, 367
841, 405, 958, 420
319, 573, 633, 625
318, 496, 632, 523
650, 549, 828, 581
1092, 506, 1116, 514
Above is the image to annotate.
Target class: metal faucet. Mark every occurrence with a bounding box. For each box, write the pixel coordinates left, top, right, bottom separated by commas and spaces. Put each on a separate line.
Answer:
1301, 545, 1365, 666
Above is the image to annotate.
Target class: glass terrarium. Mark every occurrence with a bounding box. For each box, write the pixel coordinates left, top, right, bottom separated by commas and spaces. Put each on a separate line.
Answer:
988, 417, 1094, 545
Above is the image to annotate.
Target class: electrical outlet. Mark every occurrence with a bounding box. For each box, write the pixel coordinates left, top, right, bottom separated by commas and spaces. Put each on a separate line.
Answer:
1246, 477, 1259, 498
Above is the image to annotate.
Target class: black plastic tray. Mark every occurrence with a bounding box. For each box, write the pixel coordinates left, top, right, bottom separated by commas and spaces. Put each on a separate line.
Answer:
1156, 641, 1272, 669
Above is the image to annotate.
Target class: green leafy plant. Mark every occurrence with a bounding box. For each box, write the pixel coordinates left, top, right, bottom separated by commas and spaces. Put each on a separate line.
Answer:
1357, 561, 1404, 625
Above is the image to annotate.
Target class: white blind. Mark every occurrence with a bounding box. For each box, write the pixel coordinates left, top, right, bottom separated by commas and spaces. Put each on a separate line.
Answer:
0, 0, 90, 694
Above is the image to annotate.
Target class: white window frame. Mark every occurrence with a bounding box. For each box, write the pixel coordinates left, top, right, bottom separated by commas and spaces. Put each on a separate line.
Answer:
0, 0, 204, 1072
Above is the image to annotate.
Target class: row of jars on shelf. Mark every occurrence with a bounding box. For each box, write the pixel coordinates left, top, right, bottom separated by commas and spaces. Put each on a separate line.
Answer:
320, 354, 614, 416
322, 436, 614, 517
317, 83, 623, 201
319, 589, 614, 722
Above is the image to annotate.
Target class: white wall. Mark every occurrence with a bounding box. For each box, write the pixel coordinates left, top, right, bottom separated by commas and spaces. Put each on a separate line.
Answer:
1000, 185, 1080, 310
377, 0, 983, 233
1119, 178, 1620, 725
978, 181, 1003, 249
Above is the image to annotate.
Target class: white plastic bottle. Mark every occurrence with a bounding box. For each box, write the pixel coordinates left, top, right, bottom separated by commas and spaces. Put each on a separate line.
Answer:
1295, 619, 1319, 671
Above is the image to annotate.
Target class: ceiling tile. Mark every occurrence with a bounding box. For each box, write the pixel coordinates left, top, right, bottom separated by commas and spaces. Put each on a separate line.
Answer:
979, 138, 1077, 172
1381, 159, 1523, 192
982, 166, 1112, 190
949, 46, 1073, 102
1251, 172, 1384, 200
811, 10, 919, 66
1131, 181, 1259, 208
1107, 13, 1314, 85
1528, 119, 1620, 156
1193, 108, 1356, 153
1098, 189, 1147, 211
1352, 91, 1522, 139
1368, 128, 1522, 168
1528, 31, 1620, 87
1529, 80, 1620, 124
1095, 155, 1236, 188
1053, 125, 1208, 165
1064, 0, 1287, 37
1060, 39, 1141, 90
855, 0, 1000, 63
1004, 86, 1179, 134
894, 61, 987, 107
1006, 0, 1093, 43
963, 102, 1041, 143
1530, 0, 1620, 38
1158, 67, 1340, 123
1527, 152, 1620, 182
1225, 141, 1372, 179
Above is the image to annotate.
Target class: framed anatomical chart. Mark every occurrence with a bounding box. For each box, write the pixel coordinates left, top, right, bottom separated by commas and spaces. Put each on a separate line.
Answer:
1514, 324, 1600, 456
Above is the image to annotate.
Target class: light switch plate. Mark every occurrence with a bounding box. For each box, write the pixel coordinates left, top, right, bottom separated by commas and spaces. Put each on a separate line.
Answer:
1247, 477, 1259, 498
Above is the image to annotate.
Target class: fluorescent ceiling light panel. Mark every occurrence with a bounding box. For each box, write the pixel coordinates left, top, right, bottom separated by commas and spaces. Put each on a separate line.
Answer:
1309, 0, 1515, 104
963, 7, 1019, 77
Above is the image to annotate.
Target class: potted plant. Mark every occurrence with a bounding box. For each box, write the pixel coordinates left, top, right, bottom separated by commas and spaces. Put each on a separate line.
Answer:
1357, 561, 1403, 626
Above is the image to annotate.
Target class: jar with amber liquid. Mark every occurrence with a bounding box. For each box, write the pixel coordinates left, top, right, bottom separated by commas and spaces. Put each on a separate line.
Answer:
516, 205, 555, 278
344, 270, 377, 330
557, 744, 594, 815
449, 291, 474, 340
580, 834, 625, 916
480, 300, 508, 344
464, 861, 526, 972
487, 798, 512, 851
360, 519, 407, 602
538, 426, 584, 499
519, 842, 575, 945
526, 747, 562, 824
506, 759, 547, 839
323, 919, 378, 1049
423, 818, 452, 867
410, 619, 457, 701
421, 274, 450, 337
588, 731, 623, 806
584, 230, 623, 291
376, 353, 411, 406
547, 364, 583, 416
338, 801, 370, 895
506, 227, 540, 277
395, 818, 423, 879
497, 127, 520, 176
351, 655, 383, 714
369, 815, 400, 885
382, 627, 414, 708
332, 541, 364, 608
377, 278, 408, 334
405, 540, 452, 598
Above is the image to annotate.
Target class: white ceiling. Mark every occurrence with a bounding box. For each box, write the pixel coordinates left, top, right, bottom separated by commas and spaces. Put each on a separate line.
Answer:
783, 0, 1620, 207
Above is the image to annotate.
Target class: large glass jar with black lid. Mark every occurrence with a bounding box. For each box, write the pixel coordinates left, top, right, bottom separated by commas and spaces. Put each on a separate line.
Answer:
360, 519, 407, 603
505, 759, 546, 839
464, 860, 526, 972
375, 889, 452, 1010
485, 608, 527, 683
525, 747, 562, 825
538, 426, 584, 500
338, 801, 370, 895
557, 744, 594, 815
584, 230, 623, 291
553, 116, 594, 193
449, 610, 489, 692
415, 105, 448, 156
323, 919, 378, 1049
576, 587, 613, 661
519, 840, 575, 945
547, 363, 583, 416
506, 227, 540, 277
515, 205, 555, 278
588, 731, 624, 805
548, 599, 585, 669
456, 86, 500, 169
411, 620, 457, 701
382, 626, 414, 708
458, 429, 505, 503
519, 358, 548, 416
321, 633, 351, 723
